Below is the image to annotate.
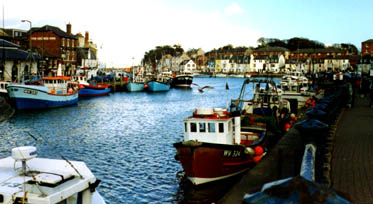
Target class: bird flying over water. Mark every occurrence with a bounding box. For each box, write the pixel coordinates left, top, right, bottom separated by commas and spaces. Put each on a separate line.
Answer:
192, 83, 214, 93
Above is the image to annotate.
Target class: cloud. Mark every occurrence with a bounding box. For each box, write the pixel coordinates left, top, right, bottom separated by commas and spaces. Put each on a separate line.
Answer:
224, 2, 244, 16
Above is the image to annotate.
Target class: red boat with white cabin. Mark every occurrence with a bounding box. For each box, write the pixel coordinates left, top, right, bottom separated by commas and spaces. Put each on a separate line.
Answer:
173, 107, 268, 185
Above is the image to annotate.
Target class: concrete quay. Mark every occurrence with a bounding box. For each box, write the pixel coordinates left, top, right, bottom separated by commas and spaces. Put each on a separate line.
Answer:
331, 96, 373, 203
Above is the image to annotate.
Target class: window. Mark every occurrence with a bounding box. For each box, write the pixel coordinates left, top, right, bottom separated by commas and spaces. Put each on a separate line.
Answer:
218, 123, 224, 133
199, 123, 206, 132
184, 122, 188, 132
67, 39, 70, 47
208, 123, 215, 133
62, 38, 65, 46
190, 123, 197, 132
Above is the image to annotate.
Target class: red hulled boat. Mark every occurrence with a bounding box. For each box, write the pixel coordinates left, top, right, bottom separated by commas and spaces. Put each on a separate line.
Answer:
173, 108, 268, 185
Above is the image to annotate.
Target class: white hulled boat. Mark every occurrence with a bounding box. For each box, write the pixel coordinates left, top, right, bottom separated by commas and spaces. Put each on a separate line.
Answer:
0, 146, 105, 203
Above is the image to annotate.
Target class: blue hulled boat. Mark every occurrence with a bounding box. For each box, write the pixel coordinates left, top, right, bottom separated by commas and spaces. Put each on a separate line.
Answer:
78, 83, 111, 96
7, 76, 79, 109
146, 72, 172, 92
126, 82, 145, 92
72, 75, 111, 97
146, 80, 170, 92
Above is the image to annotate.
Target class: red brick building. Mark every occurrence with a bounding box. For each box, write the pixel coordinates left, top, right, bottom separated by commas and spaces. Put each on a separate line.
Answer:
290, 48, 346, 60
28, 23, 77, 76
362, 39, 373, 56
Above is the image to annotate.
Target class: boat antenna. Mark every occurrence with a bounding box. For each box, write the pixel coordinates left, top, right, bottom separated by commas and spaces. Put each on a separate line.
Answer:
61, 155, 84, 179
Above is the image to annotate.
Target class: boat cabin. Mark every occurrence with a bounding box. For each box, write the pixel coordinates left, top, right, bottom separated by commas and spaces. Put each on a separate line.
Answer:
42, 76, 74, 95
0, 146, 104, 204
184, 108, 234, 145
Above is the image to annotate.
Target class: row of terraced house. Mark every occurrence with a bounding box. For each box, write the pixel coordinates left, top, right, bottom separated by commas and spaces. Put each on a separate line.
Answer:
156, 41, 373, 75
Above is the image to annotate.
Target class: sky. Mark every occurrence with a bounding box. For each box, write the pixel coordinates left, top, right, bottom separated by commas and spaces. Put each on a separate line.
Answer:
2, 0, 373, 67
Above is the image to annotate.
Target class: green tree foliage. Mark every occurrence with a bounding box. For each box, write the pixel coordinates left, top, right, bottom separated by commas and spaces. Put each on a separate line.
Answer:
256, 37, 325, 51
142, 44, 184, 65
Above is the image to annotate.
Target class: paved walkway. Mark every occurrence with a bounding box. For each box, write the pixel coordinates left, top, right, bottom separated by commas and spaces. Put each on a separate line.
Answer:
331, 95, 373, 203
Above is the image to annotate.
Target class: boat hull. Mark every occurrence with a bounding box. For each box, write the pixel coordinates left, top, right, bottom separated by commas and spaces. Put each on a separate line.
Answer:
171, 75, 193, 88
147, 81, 170, 92
173, 141, 256, 185
126, 82, 145, 92
79, 84, 111, 96
7, 84, 78, 109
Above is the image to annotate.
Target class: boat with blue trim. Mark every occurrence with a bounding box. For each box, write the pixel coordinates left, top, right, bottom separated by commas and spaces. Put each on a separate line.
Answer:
7, 76, 78, 110
72, 75, 111, 97
146, 72, 172, 92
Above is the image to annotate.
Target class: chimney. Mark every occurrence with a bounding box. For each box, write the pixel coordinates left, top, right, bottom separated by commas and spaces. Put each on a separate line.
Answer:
85, 31, 89, 45
66, 23, 71, 34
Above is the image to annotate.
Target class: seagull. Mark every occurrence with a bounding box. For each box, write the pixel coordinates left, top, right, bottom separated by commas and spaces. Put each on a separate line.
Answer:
192, 83, 214, 93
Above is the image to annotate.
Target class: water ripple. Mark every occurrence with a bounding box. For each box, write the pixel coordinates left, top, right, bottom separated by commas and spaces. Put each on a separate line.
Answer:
0, 77, 254, 203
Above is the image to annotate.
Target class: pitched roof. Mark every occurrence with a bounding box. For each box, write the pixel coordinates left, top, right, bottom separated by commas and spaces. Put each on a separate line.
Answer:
31, 25, 77, 39
0, 39, 21, 48
0, 40, 40, 60
180, 60, 191, 65
363, 39, 373, 43
293, 48, 343, 54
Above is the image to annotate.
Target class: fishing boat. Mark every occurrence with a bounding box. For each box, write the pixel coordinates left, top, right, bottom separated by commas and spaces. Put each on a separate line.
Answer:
174, 79, 286, 185
7, 76, 78, 110
72, 75, 111, 97
146, 72, 172, 92
126, 78, 146, 92
171, 71, 194, 88
277, 73, 316, 111
173, 108, 268, 185
126, 70, 147, 92
0, 146, 105, 203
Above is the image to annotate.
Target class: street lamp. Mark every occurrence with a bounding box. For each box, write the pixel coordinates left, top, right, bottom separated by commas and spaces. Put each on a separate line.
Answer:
21, 19, 32, 80
21, 20, 32, 52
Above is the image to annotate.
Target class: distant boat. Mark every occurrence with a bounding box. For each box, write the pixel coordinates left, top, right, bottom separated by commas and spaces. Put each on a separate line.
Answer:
7, 76, 78, 109
72, 75, 111, 97
126, 72, 147, 92
171, 71, 193, 88
146, 72, 172, 92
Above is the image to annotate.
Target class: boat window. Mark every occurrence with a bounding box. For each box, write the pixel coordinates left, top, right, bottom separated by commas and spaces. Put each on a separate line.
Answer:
199, 122, 206, 132
218, 123, 224, 133
190, 123, 197, 132
228, 121, 232, 132
184, 122, 188, 132
208, 123, 215, 133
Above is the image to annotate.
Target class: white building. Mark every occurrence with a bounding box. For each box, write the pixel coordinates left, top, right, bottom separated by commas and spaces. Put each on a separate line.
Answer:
179, 59, 196, 73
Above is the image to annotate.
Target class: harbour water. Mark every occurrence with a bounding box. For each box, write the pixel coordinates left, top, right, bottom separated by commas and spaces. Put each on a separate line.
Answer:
0, 77, 252, 203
